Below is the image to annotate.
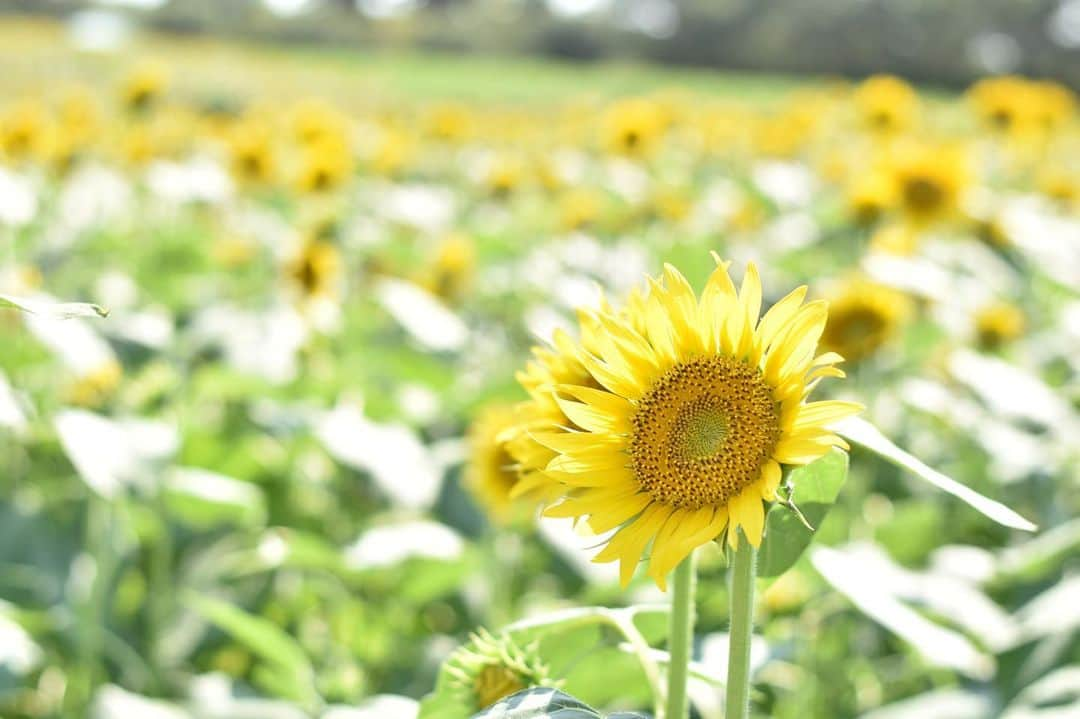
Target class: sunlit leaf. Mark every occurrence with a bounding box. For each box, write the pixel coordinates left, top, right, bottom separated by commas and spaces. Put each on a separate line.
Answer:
758, 448, 849, 579
184, 592, 316, 703
0, 294, 108, 319
836, 417, 1037, 532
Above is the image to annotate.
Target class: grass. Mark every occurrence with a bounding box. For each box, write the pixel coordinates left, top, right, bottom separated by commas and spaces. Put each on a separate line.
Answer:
0, 16, 806, 105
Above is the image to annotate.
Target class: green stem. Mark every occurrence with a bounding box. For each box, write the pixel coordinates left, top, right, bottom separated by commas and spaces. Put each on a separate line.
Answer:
664, 551, 696, 719
725, 531, 757, 719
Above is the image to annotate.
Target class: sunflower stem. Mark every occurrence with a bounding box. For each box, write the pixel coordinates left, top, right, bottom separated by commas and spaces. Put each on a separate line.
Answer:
725, 531, 757, 719
664, 550, 696, 719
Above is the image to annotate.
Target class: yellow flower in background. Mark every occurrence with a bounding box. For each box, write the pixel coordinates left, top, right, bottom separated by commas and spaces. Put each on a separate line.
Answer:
603, 98, 666, 157
425, 102, 472, 142
296, 137, 353, 194
847, 173, 896, 227
485, 155, 524, 198
525, 258, 859, 588
465, 405, 528, 524
820, 278, 912, 363
228, 120, 276, 185
559, 188, 603, 231
285, 239, 342, 302
975, 302, 1025, 351
1038, 167, 1079, 208
290, 98, 349, 146
419, 233, 476, 303
66, 360, 123, 408
121, 60, 169, 113
855, 75, 919, 134
869, 223, 920, 255
886, 143, 969, 226
1, 99, 48, 162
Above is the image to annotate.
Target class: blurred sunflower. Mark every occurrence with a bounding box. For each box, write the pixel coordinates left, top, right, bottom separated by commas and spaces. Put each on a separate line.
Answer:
846, 173, 896, 227
854, 75, 919, 134
419, 233, 475, 304
886, 144, 968, 226
820, 278, 911, 362
465, 405, 526, 524
296, 138, 353, 194
121, 60, 168, 113
284, 238, 342, 303
228, 120, 276, 186
525, 259, 859, 588
1, 99, 48, 162
975, 302, 1025, 351
603, 98, 665, 158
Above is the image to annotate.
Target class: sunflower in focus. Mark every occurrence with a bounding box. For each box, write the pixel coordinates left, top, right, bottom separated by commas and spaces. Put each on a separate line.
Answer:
465, 405, 528, 524
975, 302, 1025, 351
522, 259, 860, 588
855, 75, 919, 134
886, 144, 968, 225
820, 278, 911, 362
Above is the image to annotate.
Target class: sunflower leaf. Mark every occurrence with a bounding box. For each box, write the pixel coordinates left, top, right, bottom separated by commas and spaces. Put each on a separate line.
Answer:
835, 417, 1037, 532
758, 448, 848, 579
0, 294, 109, 319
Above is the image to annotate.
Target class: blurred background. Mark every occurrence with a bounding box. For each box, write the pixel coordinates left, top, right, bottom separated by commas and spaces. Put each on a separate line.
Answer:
0, 2, 1078, 719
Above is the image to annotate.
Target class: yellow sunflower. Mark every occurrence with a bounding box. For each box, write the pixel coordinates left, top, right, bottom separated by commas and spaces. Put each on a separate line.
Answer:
854, 75, 919, 134
820, 278, 911, 362
975, 302, 1025, 351
465, 405, 528, 524
886, 144, 969, 226
521, 258, 860, 588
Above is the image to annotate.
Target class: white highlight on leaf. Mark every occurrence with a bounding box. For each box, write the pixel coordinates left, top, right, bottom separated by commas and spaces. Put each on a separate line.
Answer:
836, 416, 1037, 532
316, 402, 443, 510
54, 410, 178, 498
374, 278, 468, 352
812, 544, 995, 679
343, 520, 464, 569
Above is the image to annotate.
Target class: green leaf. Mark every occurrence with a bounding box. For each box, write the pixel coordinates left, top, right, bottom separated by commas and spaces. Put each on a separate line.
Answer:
0, 294, 108, 319
758, 448, 849, 579
836, 417, 1037, 532
184, 592, 316, 703
470, 688, 646, 718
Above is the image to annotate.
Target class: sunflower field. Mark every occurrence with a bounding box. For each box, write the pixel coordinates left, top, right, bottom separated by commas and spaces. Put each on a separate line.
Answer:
1, 15, 1078, 719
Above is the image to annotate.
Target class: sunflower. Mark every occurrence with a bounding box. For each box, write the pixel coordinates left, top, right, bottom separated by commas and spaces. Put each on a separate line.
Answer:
974, 302, 1025, 351
886, 144, 968, 226
520, 259, 859, 588
285, 238, 342, 302
465, 405, 527, 524
443, 629, 555, 713
854, 75, 919, 134
121, 61, 168, 113
820, 278, 911, 362
296, 137, 353, 194
846, 173, 896, 227
228, 120, 276, 185
603, 98, 666, 158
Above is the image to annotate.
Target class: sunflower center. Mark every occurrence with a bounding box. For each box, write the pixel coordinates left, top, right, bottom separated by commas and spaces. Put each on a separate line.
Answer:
903, 176, 944, 213
475, 664, 525, 709
630, 356, 780, 510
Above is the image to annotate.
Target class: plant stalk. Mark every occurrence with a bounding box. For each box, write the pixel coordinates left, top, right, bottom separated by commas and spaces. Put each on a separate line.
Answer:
725, 531, 757, 719
664, 551, 697, 719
